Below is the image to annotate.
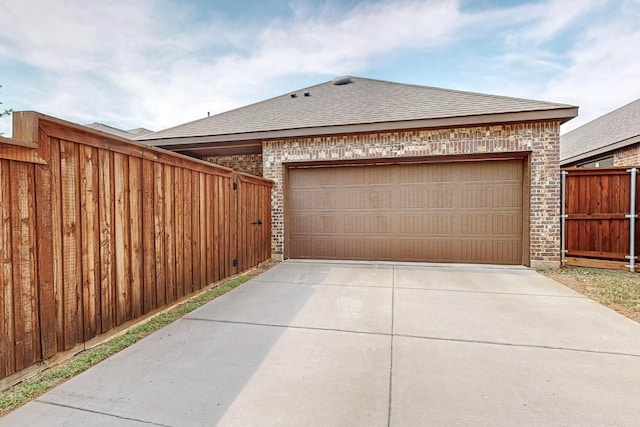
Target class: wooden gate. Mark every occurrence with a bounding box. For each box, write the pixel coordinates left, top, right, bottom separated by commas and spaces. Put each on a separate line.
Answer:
561, 167, 639, 271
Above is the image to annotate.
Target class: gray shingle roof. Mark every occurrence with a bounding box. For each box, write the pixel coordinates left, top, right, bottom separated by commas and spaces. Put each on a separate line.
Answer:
127, 127, 154, 138
560, 99, 640, 163
85, 123, 154, 140
140, 77, 576, 141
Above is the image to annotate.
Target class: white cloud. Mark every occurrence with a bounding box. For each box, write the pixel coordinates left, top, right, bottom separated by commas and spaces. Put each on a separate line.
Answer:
505, 0, 605, 44
0, 0, 638, 138
544, 1, 640, 132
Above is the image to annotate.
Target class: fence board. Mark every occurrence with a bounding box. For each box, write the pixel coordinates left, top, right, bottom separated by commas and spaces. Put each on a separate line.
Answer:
0, 160, 14, 376
0, 112, 273, 384
183, 170, 193, 295
214, 175, 221, 281
79, 146, 99, 340
191, 172, 201, 291
142, 159, 156, 313
114, 153, 131, 325
129, 157, 143, 319
174, 168, 184, 299
60, 141, 80, 349
164, 166, 176, 304
205, 174, 213, 285
154, 162, 166, 307
199, 173, 206, 288
98, 149, 115, 333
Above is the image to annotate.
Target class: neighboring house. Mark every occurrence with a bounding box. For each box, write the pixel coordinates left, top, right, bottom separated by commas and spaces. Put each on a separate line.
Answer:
85, 122, 154, 140
560, 99, 640, 167
139, 76, 577, 267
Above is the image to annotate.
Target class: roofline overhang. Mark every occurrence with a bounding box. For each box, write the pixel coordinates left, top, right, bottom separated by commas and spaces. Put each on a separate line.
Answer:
142, 107, 578, 147
560, 133, 640, 166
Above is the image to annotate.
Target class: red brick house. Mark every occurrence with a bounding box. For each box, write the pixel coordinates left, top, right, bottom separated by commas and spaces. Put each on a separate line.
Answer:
139, 77, 577, 267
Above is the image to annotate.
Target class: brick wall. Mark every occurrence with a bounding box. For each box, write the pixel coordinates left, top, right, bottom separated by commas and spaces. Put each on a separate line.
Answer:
204, 153, 263, 176
614, 143, 640, 166
263, 122, 562, 266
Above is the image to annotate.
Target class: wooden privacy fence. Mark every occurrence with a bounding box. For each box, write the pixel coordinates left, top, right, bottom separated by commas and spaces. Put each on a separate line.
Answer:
0, 112, 273, 384
561, 167, 638, 272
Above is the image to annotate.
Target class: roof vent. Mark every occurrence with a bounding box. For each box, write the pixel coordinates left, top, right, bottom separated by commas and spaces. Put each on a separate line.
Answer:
290, 93, 297, 98
304, 92, 311, 97
332, 76, 352, 85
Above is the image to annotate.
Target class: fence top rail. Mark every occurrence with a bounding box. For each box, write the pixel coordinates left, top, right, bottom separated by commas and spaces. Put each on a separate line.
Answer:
561, 166, 634, 176
236, 172, 274, 187
0, 135, 39, 149
5, 111, 247, 177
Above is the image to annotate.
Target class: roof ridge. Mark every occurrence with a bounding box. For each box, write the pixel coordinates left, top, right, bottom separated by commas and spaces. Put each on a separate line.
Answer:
349, 76, 574, 108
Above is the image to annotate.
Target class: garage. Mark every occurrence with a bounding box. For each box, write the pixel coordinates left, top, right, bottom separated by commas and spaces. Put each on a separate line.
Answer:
285, 158, 527, 265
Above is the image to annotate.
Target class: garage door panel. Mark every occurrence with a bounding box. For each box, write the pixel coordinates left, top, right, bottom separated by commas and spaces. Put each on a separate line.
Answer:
343, 214, 392, 235
421, 215, 453, 235
292, 214, 341, 234
287, 160, 524, 264
492, 214, 522, 235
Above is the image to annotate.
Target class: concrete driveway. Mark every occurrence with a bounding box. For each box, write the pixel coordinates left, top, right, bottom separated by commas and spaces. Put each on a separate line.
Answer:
2, 260, 640, 426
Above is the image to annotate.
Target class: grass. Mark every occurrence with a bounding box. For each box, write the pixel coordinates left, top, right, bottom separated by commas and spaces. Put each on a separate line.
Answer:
0, 273, 256, 417
539, 266, 640, 323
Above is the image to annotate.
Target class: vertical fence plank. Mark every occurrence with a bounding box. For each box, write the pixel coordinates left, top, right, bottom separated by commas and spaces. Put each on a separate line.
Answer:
0, 160, 14, 377
219, 177, 227, 278
230, 177, 238, 275
50, 139, 65, 351
79, 146, 98, 341
236, 176, 245, 272
98, 150, 114, 333
129, 157, 143, 319
114, 153, 131, 325
199, 173, 206, 287
142, 160, 156, 313
183, 170, 192, 295
191, 172, 201, 290
9, 163, 25, 371
26, 163, 40, 367
213, 175, 220, 281
60, 141, 81, 350
154, 162, 166, 306
205, 174, 214, 285
164, 166, 176, 303
174, 168, 184, 299
35, 146, 56, 359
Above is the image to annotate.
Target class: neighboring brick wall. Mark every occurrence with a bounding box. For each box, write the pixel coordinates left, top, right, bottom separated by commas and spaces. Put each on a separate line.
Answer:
263, 122, 562, 265
614, 143, 640, 166
203, 153, 263, 176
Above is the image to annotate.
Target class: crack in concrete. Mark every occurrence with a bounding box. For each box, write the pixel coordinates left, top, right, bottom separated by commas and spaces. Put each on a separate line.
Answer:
35, 400, 173, 427
185, 317, 640, 359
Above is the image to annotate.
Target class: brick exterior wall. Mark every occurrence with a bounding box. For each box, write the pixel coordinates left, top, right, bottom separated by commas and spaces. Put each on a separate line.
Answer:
614, 143, 640, 166
203, 153, 263, 176
263, 122, 562, 266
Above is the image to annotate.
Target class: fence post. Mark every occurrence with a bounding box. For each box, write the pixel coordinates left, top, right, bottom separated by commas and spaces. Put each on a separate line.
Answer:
560, 170, 568, 266
627, 168, 637, 273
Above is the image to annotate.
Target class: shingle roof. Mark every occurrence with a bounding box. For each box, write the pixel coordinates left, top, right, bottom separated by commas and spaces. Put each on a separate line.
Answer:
127, 127, 154, 138
560, 99, 640, 164
85, 122, 137, 139
85, 123, 154, 140
139, 76, 576, 142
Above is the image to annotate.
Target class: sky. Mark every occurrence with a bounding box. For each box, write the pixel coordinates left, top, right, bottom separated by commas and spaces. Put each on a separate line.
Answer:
1, 0, 639, 137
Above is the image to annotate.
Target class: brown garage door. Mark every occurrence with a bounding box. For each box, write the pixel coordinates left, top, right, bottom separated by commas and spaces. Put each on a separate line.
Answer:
286, 159, 525, 264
